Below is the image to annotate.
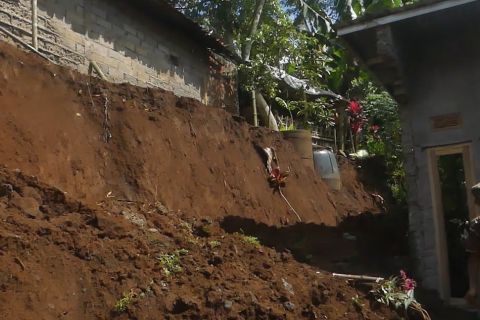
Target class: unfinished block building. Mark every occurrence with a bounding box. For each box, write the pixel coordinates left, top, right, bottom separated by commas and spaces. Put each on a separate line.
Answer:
0, 0, 238, 113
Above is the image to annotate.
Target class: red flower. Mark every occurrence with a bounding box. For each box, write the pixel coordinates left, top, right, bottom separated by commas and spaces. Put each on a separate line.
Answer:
348, 100, 362, 115
399, 270, 416, 292
347, 101, 364, 134
351, 121, 363, 134
404, 278, 416, 291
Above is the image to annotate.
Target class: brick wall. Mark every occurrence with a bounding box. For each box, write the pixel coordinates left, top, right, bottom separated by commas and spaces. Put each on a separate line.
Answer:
0, 0, 238, 113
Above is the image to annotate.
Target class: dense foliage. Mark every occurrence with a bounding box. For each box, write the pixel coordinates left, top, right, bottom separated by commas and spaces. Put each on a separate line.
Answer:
349, 76, 406, 201
172, 0, 339, 95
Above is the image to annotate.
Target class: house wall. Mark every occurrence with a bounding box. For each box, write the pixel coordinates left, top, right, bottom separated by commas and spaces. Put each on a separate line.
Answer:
401, 27, 480, 292
0, 0, 238, 113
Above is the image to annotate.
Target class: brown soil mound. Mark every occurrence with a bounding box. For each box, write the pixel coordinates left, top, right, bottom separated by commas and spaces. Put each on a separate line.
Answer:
0, 41, 379, 227
334, 157, 385, 216
0, 41, 409, 319
0, 167, 398, 319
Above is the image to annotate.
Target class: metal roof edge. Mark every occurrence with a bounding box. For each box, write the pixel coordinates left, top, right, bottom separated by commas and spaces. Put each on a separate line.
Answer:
337, 0, 478, 36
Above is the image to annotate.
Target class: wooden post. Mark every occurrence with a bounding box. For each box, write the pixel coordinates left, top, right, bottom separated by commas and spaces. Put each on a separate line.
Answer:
31, 0, 38, 49
335, 100, 346, 151
252, 89, 258, 127
267, 98, 272, 129
349, 126, 356, 153
333, 127, 338, 152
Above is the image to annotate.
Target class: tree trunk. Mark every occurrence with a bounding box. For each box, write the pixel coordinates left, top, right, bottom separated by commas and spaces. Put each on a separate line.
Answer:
237, 0, 277, 130
345, 0, 358, 20
242, 0, 266, 61
256, 92, 279, 131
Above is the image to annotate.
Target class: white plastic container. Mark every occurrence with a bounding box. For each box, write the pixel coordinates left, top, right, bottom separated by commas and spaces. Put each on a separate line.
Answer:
313, 149, 342, 191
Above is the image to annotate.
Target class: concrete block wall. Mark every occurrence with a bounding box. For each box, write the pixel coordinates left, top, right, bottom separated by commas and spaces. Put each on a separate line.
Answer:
400, 106, 440, 290
0, 0, 238, 112
401, 28, 480, 295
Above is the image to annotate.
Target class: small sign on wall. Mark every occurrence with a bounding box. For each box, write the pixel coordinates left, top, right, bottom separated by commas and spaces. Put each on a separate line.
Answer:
431, 113, 462, 130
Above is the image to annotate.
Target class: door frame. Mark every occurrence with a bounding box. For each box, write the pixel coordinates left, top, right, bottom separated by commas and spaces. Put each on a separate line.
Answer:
427, 143, 477, 302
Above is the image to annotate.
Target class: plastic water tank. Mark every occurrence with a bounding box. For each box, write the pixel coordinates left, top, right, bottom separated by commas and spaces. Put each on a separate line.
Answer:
313, 149, 342, 191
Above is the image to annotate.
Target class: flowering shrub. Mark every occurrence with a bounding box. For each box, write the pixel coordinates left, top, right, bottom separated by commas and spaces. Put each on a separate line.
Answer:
372, 270, 416, 310
372, 271, 431, 319
348, 100, 366, 134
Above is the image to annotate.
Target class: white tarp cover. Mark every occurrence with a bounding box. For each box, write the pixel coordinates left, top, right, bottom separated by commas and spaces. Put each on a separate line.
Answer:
268, 66, 344, 100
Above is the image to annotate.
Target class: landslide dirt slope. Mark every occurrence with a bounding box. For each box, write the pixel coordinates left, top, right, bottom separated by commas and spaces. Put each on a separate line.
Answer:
0, 41, 379, 227
0, 167, 397, 319
0, 41, 404, 319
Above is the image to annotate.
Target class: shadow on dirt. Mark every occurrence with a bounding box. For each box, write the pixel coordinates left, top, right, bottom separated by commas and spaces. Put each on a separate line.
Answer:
221, 210, 410, 277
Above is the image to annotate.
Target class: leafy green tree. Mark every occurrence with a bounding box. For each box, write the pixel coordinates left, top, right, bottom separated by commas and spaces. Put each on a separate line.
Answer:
172, 0, 337, 128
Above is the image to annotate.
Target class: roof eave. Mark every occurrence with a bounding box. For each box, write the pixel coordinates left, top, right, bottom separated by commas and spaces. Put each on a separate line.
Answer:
337, 0, 478, 36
